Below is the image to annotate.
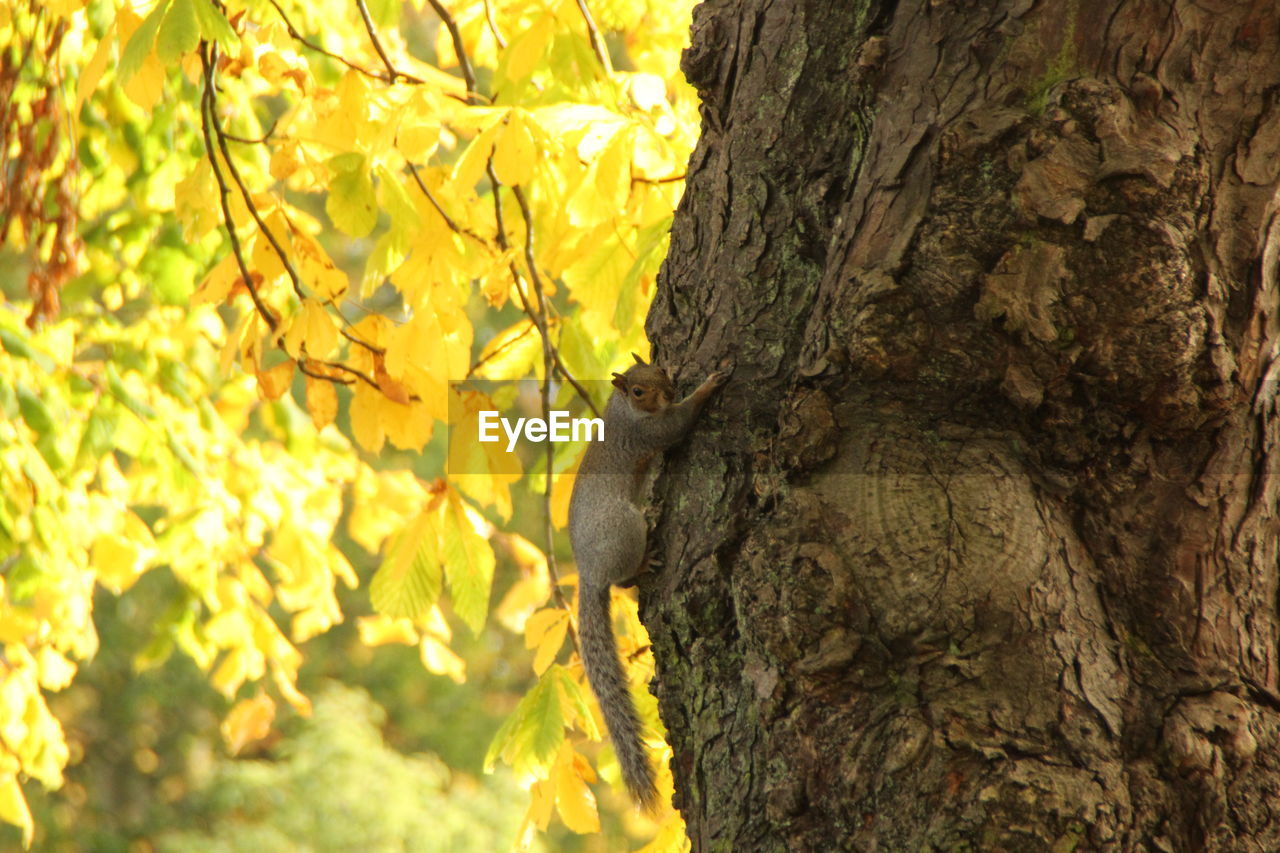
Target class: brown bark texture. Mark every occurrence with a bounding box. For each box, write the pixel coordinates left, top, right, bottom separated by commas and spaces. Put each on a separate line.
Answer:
642, 1, 1280, 850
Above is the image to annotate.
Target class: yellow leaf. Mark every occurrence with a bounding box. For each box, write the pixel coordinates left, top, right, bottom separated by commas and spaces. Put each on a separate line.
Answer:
36, 648, 76, 691
634, 815, 692, 853
256, 359, 295, 401
349, 313, 392, 351
347, 469, 427, 553
627, 72, 669, 111
384, 307, 470, 414
313, 69, 370, 151
124, 52, 165, 110
76, 20, 115, 114
520, 777, 555, 839
175, 160, 218, 241
451, 121, 502, 191
0, 773, 32, 848
396, 91, 441, 162
304, 371, 338, 430
448, 391, 521, 519
419, 634, 466, 683
554, 744, 600, 834
594, 129, 633, 213
270, 141, 301, 181
473, 320, 540, 379
91, 532, 147, 593
294, 234, 349, 301
525, 608, 568, 675
494, 535, 551, 632
44, 0, 86, 16
283, 299, 338, 360
221, 694, 275, 755
211, 647, 254, 697
250, 212, 290, 283
492, 111, 537, 186
350, 382, 386, 452
381, 398, 434, 451
357, 614, 418, 646
272, 667, 312, 716
500, 15, 554, 86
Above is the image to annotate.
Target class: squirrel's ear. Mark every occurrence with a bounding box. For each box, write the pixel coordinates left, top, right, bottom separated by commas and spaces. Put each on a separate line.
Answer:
632, 352, 646, 365
611, 372, 627, 391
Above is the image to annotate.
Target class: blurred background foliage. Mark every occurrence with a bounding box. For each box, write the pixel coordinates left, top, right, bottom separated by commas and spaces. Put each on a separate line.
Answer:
0, 0, 700, 848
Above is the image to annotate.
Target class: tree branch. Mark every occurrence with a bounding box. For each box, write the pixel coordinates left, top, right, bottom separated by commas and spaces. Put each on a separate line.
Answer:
265, 0, 420, 84
573, 0, 612, 74
353, 0, 423, 84
423, 0, 478, 96
200, 44, 277, 332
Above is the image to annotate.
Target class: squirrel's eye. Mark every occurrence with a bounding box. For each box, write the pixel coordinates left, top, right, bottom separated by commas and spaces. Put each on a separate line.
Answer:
632, 387, 644, 397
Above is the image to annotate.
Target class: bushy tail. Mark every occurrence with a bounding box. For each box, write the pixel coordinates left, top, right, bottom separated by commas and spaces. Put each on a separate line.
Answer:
578, 584, 659, 811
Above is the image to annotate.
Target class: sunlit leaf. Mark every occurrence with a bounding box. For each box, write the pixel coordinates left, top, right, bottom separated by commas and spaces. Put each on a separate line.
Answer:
440, 488, 495, 633
370, 507, 442, 621
222, 694, 276, 755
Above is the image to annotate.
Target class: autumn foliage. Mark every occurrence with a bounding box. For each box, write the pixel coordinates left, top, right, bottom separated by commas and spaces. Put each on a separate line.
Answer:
0, 0, 698, 847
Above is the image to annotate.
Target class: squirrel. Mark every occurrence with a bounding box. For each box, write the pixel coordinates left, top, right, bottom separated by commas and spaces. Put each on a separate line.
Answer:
569, 354, 729, 810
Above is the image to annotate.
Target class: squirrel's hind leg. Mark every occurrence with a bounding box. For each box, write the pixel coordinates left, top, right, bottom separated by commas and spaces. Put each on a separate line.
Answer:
603, 502, 648, 587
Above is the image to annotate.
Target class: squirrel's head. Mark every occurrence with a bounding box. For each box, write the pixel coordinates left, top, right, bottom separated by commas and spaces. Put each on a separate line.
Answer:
611, 358, 675, 414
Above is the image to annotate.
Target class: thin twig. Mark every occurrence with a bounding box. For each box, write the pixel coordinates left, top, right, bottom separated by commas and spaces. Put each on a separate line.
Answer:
406, 161, 489, 247
482, 0, 507, 49
204, 39, 377, 389
466, 320, 535, 378
424, 0, 478, 96
204, 73, 308, 303
329, 360, 383, 390
512, 185, 602, 420
298, 359, 355, 384
354, 0, 420, 83
341, 327, 383, 355
222, 116, 279, 145
200, 44, 277, 332
266, 0, 419, 84
573, 0, 612, 74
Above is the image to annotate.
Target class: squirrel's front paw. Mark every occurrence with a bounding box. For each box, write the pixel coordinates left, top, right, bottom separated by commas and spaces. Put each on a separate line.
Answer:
705, 368, 731, 389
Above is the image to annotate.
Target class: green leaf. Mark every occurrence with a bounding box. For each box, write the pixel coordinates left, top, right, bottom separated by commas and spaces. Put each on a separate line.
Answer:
0, 327, 35, 360
76, 404, 120, 469
165, 425, 201, 475
440, 492, 494, 633
370, 512, 442, 620
142, 246, 199, 306
328, 152, 365, 173
191, 0, 238, 52
376, 166, 420, 229
364, 0, 401, 29
554, 666, 601, 740
617, 215, 671, 330
156, 0, 199, 64
327, 161, 378, 238
0, 326, 56, 373
483, 665, 564, 776
106, 364, 158, 420
16, 384, 55, 437
119, 1, 169, 83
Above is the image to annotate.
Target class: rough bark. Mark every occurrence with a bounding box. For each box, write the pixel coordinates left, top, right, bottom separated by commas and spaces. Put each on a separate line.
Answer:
643, 1, 1280, 850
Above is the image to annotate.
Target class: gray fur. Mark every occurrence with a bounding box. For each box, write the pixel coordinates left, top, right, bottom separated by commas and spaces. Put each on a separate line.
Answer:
568, 361, 726, 810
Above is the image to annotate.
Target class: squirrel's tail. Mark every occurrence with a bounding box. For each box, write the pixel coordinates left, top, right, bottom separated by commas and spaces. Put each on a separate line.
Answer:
578, 584, 659, 811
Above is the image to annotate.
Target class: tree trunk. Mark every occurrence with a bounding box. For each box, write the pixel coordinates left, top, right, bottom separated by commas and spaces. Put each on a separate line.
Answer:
643, 1, 1280, 850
